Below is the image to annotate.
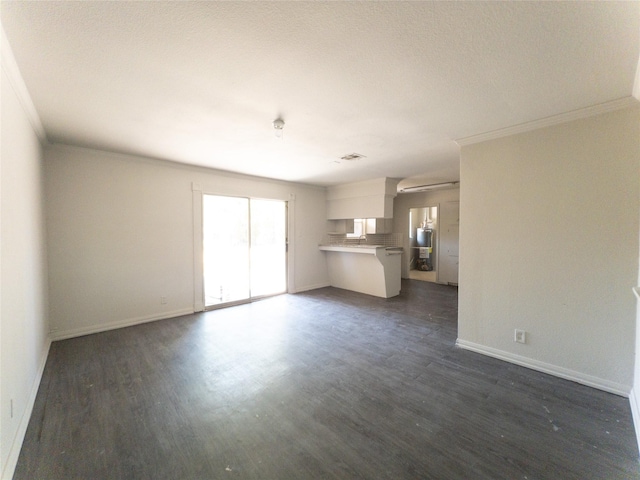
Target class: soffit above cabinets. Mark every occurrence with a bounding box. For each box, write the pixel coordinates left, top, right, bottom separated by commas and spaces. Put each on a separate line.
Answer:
326, 178, 398, 219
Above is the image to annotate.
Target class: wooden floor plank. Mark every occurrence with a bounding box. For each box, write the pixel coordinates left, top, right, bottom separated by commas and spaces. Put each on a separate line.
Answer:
14, 280, 640, 479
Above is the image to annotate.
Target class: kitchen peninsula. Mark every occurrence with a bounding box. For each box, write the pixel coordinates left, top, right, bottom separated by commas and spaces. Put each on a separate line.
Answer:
319, 245, 402, 298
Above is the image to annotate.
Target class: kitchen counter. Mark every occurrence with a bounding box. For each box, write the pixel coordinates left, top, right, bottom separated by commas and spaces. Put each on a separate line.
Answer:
319, 245, 403, 298
319, 244, 384, 253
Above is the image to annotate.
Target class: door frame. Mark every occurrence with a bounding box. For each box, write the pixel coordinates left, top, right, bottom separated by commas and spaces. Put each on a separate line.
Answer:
191, 183, 292, 312
407, 203, 440, 283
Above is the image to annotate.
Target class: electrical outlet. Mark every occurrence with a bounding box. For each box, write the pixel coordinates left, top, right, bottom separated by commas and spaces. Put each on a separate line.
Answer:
160, 296, 167, 305
514, 329, 527, 344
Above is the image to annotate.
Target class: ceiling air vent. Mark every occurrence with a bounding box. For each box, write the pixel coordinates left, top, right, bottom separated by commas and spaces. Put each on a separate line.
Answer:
340, 153, 366, 161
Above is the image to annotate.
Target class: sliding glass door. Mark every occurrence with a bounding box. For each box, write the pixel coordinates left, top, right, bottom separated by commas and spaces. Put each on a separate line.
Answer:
203, 195, 286, 308
203, 195, 250, 306
249, 199, 287, 297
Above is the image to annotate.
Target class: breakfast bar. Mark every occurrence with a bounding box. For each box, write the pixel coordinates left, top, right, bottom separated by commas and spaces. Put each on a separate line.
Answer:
319, 245, 403, 298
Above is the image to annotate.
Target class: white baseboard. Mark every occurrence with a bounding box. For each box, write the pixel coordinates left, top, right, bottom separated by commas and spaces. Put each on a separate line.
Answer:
2, 337, 51, 480
50, 308, 194, 341
456, 339, 631, 397
290, 282, 331, 294
630, 389, 640, 456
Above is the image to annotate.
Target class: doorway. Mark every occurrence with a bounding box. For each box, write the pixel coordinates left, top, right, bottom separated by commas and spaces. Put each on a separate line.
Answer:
203, 195, 287, 308
408, 205, 438, 283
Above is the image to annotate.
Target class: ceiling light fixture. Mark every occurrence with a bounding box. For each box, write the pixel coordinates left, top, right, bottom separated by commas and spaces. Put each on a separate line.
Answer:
400, 181, 459, 193
339, 153, 366, 161
273, 118, 285, 138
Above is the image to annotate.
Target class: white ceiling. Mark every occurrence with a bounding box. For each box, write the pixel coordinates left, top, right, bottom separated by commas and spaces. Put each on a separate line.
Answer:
2, 1, 638, 188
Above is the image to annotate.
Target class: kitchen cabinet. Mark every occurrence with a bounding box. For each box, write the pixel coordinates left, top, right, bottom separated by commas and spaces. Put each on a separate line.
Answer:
365, 218, 393, 234
327, 218, 392, 235
327, 219, 355, 234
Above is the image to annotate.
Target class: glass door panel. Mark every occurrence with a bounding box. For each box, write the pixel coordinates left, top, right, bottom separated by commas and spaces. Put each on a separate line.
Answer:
203, 195, 287, 309
203, 195, 250, 307
250, 199, 287, 297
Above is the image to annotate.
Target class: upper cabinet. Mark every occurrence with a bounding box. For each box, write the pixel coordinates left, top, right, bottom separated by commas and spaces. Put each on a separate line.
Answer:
327, 218, 393, 235
365, 218, 393, 234
327, 219, 355, 234
326, 178, 398, 220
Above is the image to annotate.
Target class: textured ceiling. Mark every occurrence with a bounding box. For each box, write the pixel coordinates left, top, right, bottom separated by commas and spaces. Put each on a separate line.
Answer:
2, 1, 639, 188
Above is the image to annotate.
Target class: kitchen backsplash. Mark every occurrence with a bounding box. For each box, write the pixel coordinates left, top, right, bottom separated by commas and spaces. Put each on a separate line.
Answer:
324, 233, 403, 247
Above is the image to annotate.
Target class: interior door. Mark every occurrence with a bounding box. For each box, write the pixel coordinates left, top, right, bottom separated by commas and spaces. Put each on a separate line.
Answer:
441, 224, 459, 284
438, 201, 459, 285
203, 195, 287, 308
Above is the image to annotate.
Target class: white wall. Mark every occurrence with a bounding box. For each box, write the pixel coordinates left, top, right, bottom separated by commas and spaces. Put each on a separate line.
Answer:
458, 106, 640, 395
632, 204, 640, 452
45, 144, 329, 339
393, 188, 460, 280
1, 56, 50, 478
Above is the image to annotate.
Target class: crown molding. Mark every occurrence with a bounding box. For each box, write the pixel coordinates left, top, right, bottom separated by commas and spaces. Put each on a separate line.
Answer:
455, 96, 639, 147
1, 24, 47, 143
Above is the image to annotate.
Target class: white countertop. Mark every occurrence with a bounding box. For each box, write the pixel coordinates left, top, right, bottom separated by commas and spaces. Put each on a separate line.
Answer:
319, 245, 402, 255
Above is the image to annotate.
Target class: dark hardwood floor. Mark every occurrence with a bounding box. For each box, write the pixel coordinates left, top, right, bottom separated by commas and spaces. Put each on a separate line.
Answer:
15, 280, 640, 479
